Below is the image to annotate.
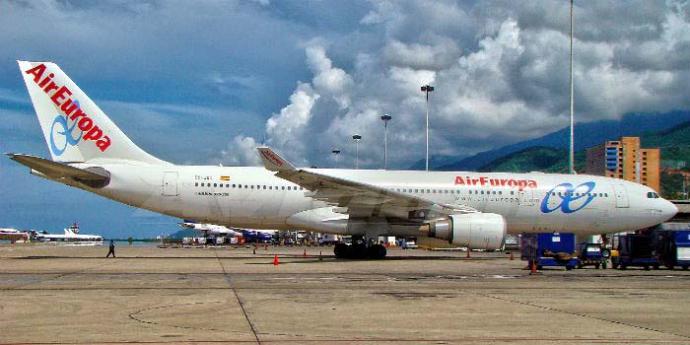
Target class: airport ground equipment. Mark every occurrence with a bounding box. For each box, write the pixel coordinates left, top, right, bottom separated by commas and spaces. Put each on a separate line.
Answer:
613, 232, 660, 270
577, 242, 608, 269
655, 230, 690, 270
521, 233, 579, 270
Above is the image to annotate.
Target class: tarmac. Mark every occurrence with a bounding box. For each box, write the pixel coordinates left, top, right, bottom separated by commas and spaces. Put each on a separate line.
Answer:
1, 244, 689, 345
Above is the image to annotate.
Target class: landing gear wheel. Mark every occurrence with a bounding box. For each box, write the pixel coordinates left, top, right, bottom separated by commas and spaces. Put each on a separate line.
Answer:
334, 243, 349, 259
367, 244, 387, 260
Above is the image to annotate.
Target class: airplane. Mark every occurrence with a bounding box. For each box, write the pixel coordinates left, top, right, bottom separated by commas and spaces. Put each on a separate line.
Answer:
33, 223, 103, 245
180, 221, 243, 238
180, 221, 277, 241
9, 61, 678, 259
0, 228, 29, 242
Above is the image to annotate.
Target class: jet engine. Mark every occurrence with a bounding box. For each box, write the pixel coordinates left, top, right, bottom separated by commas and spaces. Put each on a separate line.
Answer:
423, 213, 507, 250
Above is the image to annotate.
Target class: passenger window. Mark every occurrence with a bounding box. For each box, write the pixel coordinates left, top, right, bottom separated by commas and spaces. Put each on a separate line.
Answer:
232, 184, 236, 188
282, 186, 285, 190
195, 182, 198, 187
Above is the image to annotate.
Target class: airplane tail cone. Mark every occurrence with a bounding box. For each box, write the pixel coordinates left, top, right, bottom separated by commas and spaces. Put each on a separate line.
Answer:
273, 254, 279, 266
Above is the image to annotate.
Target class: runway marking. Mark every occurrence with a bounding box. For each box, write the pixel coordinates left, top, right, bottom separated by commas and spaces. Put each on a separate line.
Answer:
469, 291, 690, 340
0, 259, 118, 290
127, 301, 249, 335
215, 251, 262, 345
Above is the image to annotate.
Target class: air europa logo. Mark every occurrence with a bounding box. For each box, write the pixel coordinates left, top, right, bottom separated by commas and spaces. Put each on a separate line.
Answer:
49, 106, 82, 157
24, 64, 111, 153
454, 176, 537, 191
540, 182, 596, 214
260, 150, 283, 167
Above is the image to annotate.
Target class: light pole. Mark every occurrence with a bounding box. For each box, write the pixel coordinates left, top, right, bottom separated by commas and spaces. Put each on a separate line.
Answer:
568, 0, 575, 174
381, 113, 392, 169
352, 134, 362, 169
331, 149, 341, 168
421, 84, 434, 171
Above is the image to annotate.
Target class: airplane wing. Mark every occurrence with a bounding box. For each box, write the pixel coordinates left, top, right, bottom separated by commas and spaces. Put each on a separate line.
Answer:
257, 147, 477, 221
7, 154, 110, 188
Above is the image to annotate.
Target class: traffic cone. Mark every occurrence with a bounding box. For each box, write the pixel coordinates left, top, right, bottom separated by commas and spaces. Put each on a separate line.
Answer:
303, 249, 307, 257
530, 260, 537, 274
273, 254, 280, 266
509, 252, 514, 260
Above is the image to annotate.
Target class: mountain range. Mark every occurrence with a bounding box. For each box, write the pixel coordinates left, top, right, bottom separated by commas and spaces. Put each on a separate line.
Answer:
410, 110, 690, 171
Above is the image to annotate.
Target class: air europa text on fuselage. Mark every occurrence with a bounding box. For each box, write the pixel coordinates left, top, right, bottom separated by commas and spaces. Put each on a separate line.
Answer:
24, 64, 111, 152
454, 176, 537, 190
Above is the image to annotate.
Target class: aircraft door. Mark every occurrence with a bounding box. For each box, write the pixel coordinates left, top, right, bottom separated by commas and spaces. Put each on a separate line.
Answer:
162, 171, 179, 196
611, 181, 629, 208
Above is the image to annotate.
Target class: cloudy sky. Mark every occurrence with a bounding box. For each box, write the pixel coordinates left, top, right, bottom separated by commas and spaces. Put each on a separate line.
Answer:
1, 0, 689, 237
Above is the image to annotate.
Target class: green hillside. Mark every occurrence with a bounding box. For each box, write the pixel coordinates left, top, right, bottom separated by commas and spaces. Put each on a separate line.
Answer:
478, 146, 585, 173
479, 120, 690, 197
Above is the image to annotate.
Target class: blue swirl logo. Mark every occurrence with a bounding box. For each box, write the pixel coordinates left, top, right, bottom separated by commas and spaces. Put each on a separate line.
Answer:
49, 101, 82, 156
540, 182, 596, 214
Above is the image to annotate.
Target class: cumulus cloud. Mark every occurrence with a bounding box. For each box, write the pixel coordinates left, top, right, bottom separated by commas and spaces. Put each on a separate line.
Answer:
3, 0, 690, 170
220, 0, 690, 169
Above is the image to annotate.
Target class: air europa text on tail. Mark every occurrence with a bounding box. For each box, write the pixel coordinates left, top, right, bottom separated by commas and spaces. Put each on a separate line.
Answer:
24, 64, 112, 152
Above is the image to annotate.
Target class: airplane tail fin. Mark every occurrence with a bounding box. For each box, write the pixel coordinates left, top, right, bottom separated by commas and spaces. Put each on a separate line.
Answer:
17, 61, 167, 165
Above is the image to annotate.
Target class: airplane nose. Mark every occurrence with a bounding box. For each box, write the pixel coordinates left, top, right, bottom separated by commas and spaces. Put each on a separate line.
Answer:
663, 200, 678, 221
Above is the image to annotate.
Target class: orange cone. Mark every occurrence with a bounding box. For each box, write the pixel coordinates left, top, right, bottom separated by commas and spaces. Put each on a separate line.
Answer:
303, 249, 307, 257
273, 254, 280, 266
530, 260, 537, 274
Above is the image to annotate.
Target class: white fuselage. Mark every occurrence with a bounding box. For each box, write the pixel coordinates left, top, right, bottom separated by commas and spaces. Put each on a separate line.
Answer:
64, 161, 677, 237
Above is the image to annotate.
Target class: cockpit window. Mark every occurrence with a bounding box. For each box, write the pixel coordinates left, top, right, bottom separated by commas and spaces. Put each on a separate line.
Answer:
647, 192, 660, 199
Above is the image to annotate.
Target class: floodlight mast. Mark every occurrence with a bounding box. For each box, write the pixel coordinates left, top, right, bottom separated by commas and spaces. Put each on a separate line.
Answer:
569, 0, 575, 174
352, 134, 362, 169
421, 84, 434, 171
381, 114, 392, 169
331, 149, 341, 168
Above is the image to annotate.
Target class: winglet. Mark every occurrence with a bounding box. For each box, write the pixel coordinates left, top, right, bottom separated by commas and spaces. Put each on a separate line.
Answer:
257, 147, 296, 172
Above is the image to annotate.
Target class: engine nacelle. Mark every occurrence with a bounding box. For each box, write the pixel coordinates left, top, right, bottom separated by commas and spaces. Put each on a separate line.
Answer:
425, 213, 507, 250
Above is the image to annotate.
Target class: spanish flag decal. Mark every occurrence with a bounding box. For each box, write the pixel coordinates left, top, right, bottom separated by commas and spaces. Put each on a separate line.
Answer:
220, 176, 230, 181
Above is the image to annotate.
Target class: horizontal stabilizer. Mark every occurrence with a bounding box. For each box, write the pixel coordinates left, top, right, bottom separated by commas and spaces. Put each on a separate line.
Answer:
7, 153, 110, 188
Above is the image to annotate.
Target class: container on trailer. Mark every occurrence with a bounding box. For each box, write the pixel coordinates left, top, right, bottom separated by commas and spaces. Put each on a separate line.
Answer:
614, 232, 659, 270
521, 233, 579, 270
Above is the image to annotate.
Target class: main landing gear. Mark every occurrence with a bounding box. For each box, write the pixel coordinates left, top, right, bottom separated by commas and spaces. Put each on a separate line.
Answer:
334, 235, 387, 260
